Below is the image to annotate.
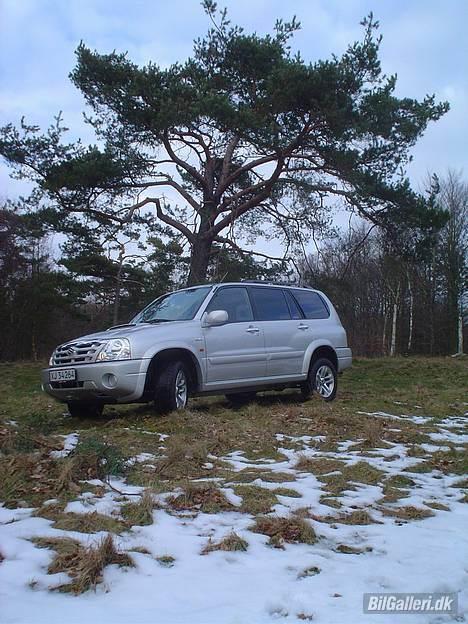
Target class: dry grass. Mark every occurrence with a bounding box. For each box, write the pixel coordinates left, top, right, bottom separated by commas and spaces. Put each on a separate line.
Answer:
234, 485, 278, 514
336, 544, 372, 555
250, 515, 317, 548
121, 491, 155, 526
167, 483, 234, 514
380, 506, 435, 521
319, 496, 342, 509
154, 438, 212, 481
423, 501, 450, 511
53, 512, 127, 534
32, 534, 134, 594
403, 461, 433, 474
378, 487, 410, 504
294, 456, 345, 474
385, 475, 415, 488
226, 468, 295, 484
341, 461, 385, 485
201, 532, 248, 554
312, 509, 377, 525
429, 449, 468, 475
273, 487, 302, 498
297, 565, 321, 579
335, 510, 378, 525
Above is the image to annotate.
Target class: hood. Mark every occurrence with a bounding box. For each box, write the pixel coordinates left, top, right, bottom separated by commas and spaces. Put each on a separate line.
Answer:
62, 320, 195, 345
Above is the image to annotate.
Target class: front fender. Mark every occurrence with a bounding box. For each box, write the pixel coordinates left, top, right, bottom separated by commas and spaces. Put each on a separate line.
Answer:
141, 339, 206, 385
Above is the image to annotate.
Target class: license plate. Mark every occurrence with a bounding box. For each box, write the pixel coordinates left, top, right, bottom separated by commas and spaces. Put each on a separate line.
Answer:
49, 369, 76, 382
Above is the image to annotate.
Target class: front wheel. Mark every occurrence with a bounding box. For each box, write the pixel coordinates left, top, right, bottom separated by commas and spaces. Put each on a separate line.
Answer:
67, 401, 104, 419
154, 360, 189, 414
301, 358, 337, 402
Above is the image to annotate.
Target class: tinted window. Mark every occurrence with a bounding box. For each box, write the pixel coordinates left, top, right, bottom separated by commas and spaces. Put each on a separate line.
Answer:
205, 287, 253, 323
284, 290, 303, 319
292, 290, 329, 319
251, 287, 291, 321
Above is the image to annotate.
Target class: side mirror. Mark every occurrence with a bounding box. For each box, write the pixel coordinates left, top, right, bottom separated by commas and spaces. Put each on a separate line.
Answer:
203, 310, 229, 327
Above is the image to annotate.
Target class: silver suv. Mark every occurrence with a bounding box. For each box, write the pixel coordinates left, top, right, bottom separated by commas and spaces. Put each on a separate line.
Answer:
42, 283, 352, 417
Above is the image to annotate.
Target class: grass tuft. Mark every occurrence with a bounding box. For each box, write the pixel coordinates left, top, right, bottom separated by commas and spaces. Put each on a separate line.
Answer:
121, 491, 155, 526
380, 505, 435, 521
167, 483, 234, 514
336, 544, 372, 554
201, 532, 248, 554
52, 511, 126, 534
294, 456, 345, 475
273, 487, 302, 498
32, 534, 133, 594
250, 515, 317, 548
234, 485, 278, 514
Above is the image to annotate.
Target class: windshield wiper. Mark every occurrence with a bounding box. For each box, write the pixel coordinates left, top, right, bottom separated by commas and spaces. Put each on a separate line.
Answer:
145, 319, 174, 324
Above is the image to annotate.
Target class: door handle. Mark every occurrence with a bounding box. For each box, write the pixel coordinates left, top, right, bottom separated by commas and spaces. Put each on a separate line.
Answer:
246, 326, 260, 334
298, 324, 309, 330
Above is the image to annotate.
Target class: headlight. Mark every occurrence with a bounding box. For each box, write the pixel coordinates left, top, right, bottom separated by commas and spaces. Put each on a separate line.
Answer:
96, 338, 131, 362
49, 352, 55, 366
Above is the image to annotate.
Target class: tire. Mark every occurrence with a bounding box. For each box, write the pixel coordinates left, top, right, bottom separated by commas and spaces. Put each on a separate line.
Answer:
225, 392, 257, 407
301, 357, 337, 402
67, 401, 104, 419
154, 360, 189, 414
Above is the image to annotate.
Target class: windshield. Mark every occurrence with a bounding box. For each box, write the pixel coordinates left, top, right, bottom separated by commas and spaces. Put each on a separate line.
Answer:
132, 286, 212, 323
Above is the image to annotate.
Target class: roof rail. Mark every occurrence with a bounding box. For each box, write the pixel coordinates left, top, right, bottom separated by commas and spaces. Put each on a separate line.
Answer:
240, 279, 304, 287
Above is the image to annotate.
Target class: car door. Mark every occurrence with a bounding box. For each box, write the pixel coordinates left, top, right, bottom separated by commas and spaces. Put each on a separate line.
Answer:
202, 286, 267, 384
250, 286, 309, 378
290, 288, 331, 362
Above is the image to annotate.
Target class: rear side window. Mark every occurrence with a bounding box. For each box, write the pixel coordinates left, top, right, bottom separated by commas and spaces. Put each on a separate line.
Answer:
284, 290, 303, 319
292, 290, 329, 319
205, 287, 254, 323
251, 287, 291, 321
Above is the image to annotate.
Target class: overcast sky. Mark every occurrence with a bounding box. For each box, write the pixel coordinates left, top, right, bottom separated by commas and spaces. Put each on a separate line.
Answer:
1, 0, 467, 242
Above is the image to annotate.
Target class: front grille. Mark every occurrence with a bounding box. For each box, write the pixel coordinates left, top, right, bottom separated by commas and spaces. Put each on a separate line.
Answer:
52, 341, 104, 366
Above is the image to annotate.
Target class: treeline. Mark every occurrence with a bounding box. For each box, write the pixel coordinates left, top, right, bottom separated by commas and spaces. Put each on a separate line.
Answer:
0, 206, 285, 360
304, 172, 467, 356
1, 172, 466, 361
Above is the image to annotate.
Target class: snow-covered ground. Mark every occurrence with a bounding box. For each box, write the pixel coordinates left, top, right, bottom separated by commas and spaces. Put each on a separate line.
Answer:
1, 411, 467, 624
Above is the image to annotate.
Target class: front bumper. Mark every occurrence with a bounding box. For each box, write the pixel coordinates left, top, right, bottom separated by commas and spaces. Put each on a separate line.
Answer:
41, 359, 150, 404
336, 347, 352, 372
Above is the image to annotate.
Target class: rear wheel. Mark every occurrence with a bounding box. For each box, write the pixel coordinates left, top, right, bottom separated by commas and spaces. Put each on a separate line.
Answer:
301, 357, 337, 402
67, 401, 104, 419
154, 360, 189, 414
225, 392, 257, 407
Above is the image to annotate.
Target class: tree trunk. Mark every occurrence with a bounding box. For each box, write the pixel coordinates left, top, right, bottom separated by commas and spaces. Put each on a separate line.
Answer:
457, 308, 464, 354
407, 272, 414, 353
390, 284, 400, 357
187, 237, 212, 286
382, 304, 388, 355
113, 254, 124, 326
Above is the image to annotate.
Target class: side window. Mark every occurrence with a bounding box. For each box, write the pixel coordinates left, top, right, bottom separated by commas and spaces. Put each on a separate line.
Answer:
251, 287, 291, 321
292, 290, 330, 319
205, 287, 253, 323
284, 290, 303, 320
